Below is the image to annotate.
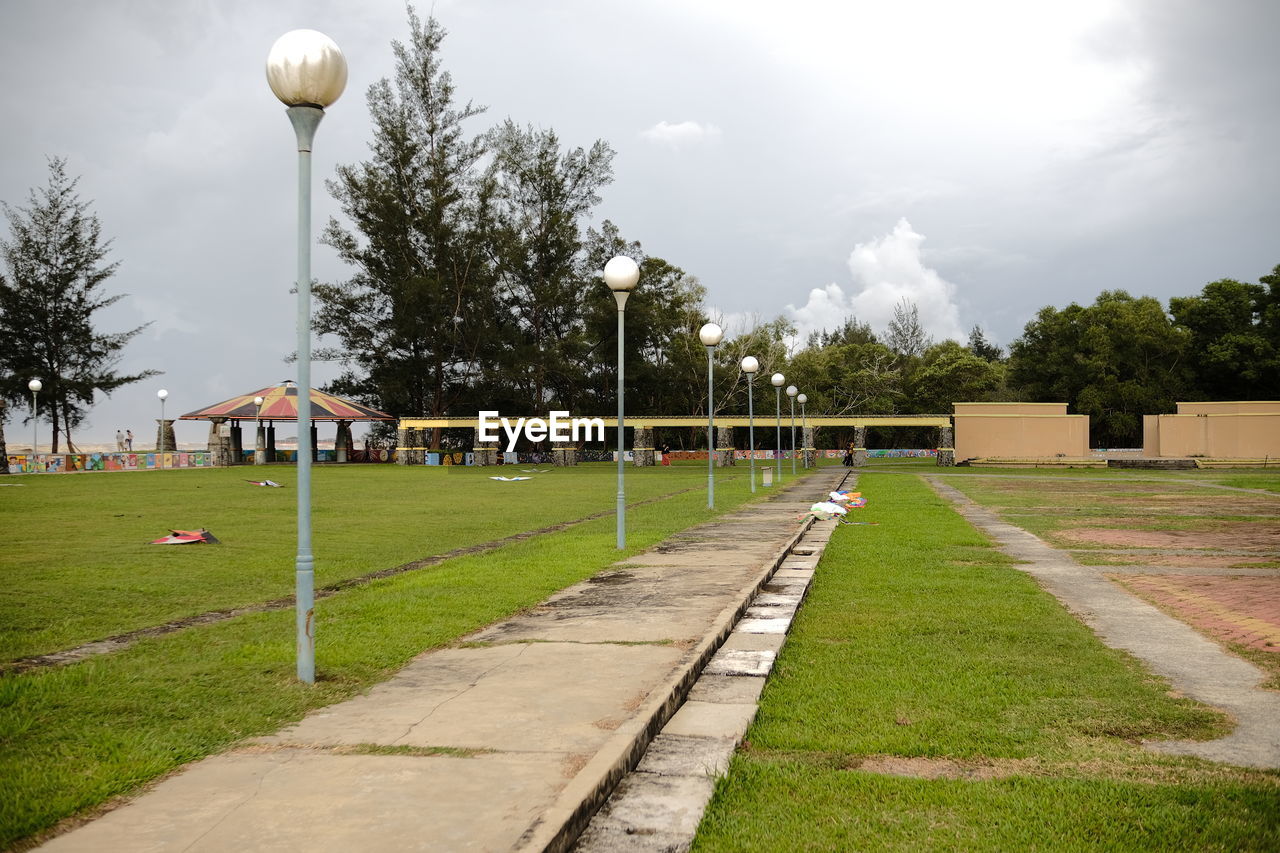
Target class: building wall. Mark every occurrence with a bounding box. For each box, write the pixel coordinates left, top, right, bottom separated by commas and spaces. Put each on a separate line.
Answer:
1145, 402, 1280, 458
953, 403, 1090, 460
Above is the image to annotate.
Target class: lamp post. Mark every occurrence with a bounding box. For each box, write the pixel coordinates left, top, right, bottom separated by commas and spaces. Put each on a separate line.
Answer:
27, 379, 41, 465
797, 393, 808, 468
741, 357, 758, 493
157, 389, 168, 468
267, 28, 348, 684
771, 373, 784, 484
604, 255, 640, 549
254, 396, 266, 465
699, 323, 723, 509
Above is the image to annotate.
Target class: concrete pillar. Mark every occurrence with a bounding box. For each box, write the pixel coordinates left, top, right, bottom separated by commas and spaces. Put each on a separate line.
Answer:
852, 425, 868, 467
335, 420, 351, 464
206, 417, 233, 467
937, 425, 955, 467
551, 440, 578, 466
632, 426, 655, 467
715, 426, 735, 467
155, 419, 176, 455
266, 424, 277, 463
310, 424, 318, 462
472, 428, 500, 466
230, 423, 243, 464
398, 427, 429, 465
802, 426, 816, 468
254, 422, 266, 465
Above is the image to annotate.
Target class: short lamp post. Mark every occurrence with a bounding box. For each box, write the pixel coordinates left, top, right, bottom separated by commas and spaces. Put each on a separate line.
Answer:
267, 28, 349, 684
157, 389, 168, 468
797, 393, 808, 468
28, 379, 41, 465
604, 255, 640, 549
741, 357, 759, 493
254, 396, 266, 465
771, 373, 785, 484
699, 323, 724, 509
787, 385, 798, 476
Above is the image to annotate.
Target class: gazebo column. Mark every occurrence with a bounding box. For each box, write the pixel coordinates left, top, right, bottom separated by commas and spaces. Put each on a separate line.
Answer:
255, 421, 267, 465
715, 426, 735, 467
207, 417, 233, 467
335, 420, 351, 463
551, 437, 578, 467
310, 424, 318, 462
230, 422, 243, 464
802, 426, 816, 468
852, 426, 868, 467
937, 425, 955, 467
397, 426, 426, 465
632, 427, 655, 467
266, 424, 277, 463
155, 419, 176, 456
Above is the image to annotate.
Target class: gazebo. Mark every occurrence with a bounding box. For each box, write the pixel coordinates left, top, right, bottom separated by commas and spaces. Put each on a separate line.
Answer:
180, 381, 394, 465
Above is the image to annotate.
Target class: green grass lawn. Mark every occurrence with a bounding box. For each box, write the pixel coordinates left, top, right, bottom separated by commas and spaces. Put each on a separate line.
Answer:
693, 473, 1280, 851
0, 463, 738, 661
0, 460, 783, 848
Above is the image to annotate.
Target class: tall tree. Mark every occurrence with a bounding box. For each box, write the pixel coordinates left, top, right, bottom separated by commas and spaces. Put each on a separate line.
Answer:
1009, 291, 1190, 446
966, 324, 1003, 361
316, 9, 495, 448
885, 298, 932, 359
485, 120, 615, 412
0, 158, 157, 451
1169, 271, 1279, 399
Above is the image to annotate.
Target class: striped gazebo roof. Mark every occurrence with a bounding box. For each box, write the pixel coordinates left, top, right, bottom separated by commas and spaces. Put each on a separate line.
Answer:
179, 382, 394, 422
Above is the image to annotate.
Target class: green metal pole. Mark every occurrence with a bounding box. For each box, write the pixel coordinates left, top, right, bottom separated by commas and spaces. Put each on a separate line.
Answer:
288, 105, 323, 684
706, 345, 715, 508
615, 293, 628, 549
790, 397, 797, 476
747, 375, 755, 493
775, 386, 782, 484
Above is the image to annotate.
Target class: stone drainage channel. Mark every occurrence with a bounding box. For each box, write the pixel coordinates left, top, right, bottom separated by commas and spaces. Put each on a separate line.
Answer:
574, 498, 846, 851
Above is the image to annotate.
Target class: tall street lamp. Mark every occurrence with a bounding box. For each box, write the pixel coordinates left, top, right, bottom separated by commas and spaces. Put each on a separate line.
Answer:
787, 385, 798, 476
797, 393, 808, 468
699, 323, 723, 509
267, 28, 348, 684
157, 389, 168, 468
254, 396, 266, 465
27, 379, 41, 465
771, 373, 785, 484
604, 255, 640, 549
741, 356, 758, 493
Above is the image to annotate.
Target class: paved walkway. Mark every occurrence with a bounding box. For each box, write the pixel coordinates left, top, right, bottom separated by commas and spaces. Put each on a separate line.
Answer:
40, 469, 848, 853
929, 476, 1280, 770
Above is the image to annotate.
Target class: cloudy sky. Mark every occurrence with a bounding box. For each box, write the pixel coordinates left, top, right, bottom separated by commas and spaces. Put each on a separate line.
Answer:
2, 0, 1276, 445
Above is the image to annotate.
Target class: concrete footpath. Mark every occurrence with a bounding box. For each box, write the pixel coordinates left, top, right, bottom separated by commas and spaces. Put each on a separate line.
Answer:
40, 468, 849, 853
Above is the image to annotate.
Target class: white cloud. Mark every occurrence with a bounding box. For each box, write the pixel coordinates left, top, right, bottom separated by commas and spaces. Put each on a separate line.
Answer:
787, 219, 965, 345
640, 120, 722, 149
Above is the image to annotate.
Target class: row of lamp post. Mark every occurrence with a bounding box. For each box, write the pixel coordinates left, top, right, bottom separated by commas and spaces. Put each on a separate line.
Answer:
26, 380, 171, 466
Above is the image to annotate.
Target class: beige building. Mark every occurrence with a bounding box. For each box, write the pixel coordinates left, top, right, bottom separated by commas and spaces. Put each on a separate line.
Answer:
1143, 401, 1280, 459
953, 403, 1089, 461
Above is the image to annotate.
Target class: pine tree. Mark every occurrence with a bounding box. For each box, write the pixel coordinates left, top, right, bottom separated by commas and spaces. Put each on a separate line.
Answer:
0, 158, 158, 451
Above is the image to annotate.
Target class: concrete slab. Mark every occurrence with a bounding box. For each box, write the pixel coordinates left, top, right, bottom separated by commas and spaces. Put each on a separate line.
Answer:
734, 615, 791, 634
40, 750, 565, 853
686, 674, 768, 705
721, 632, 786, 652
573, 774, 717, 853
634, 732, 736, 778
662, 701, 758, 740
702, 648, 776, 677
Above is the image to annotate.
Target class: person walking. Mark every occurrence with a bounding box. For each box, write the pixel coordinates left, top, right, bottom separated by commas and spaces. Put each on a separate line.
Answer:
125, 429, 134, 451
115, 429, 125, 452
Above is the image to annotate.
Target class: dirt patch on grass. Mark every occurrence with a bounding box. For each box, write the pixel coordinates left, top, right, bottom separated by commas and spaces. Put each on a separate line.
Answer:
853, 756, 1029, 780
1081, 552, 1280, 568
1056, 525, 1280, 551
